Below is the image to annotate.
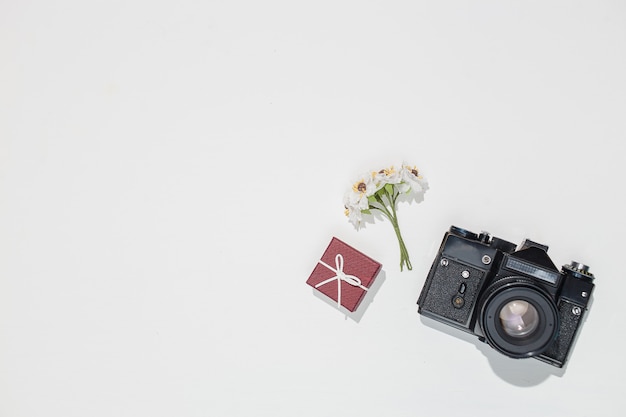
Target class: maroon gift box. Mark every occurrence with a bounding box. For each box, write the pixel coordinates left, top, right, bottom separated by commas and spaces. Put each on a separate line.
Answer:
306, 237, 382, 312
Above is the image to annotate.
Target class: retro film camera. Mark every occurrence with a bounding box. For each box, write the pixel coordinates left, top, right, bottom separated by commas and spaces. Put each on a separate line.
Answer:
417, 226, 595, 367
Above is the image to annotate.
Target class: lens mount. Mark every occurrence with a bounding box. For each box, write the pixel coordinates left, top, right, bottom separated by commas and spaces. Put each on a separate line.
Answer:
480, 278, 559, 359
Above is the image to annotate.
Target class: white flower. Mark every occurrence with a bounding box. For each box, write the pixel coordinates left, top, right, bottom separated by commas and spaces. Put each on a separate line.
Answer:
400, 163, 429, 201
351, 174, 381, 197
343, 189, 369, 229
343, 174, 378, 229
343, 188, 368, 211
371, 165, 402, 187
344, 202, 365, 228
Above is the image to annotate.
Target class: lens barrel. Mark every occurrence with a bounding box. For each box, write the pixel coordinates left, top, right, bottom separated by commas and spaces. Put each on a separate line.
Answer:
480, 279, 559, 358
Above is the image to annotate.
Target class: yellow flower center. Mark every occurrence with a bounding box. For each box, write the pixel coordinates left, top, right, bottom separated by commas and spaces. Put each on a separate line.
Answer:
377, 166, 396, 176
352, 180, 367, 194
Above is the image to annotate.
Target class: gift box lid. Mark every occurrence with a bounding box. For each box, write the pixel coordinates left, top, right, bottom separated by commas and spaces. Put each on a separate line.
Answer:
306, 237, 382, 312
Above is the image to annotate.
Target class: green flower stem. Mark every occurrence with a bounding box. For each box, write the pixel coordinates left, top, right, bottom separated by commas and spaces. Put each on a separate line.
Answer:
390, 215, 412, 271
373, 194, 393, 218
372, 192, 412, 271
385, 188, 399, 219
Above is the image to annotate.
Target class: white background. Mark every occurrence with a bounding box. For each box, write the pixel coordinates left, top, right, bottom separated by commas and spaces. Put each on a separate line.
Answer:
1, 1, 625, 416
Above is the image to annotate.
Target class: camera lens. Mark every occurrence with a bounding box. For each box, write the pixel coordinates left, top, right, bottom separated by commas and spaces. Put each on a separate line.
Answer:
498, 300, 539, 337
480, 279, 559, 358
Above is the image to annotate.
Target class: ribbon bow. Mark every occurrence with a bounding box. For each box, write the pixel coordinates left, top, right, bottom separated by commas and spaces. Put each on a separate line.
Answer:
315, 254, 368, 308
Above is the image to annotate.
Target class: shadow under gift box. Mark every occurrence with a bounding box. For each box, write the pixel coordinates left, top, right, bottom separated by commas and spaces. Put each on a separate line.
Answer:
306, 237, 382, 312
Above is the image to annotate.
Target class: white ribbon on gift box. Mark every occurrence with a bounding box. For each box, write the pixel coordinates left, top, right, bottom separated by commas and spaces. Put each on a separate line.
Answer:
315, 253, 369, 309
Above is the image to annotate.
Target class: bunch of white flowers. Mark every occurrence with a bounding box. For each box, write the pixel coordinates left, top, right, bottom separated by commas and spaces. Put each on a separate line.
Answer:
343, 163, 428, 271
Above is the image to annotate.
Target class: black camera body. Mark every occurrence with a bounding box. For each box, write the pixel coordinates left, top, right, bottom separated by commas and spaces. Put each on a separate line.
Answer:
417, 226, 595, 368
